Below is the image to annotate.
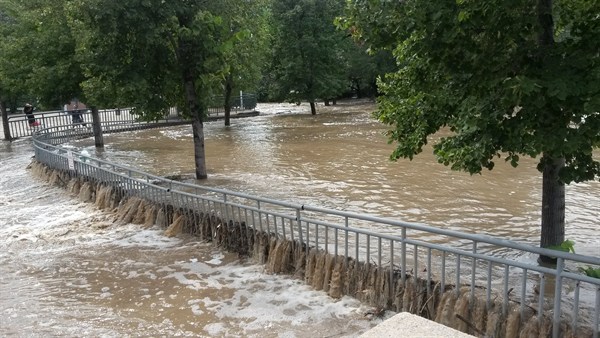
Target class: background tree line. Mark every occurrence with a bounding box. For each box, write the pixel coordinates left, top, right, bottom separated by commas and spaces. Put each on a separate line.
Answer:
0, 0, 394, 115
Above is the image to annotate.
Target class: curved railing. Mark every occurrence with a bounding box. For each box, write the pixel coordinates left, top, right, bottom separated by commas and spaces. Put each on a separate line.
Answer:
4, 93, 258, 140
30, 116, 600, 337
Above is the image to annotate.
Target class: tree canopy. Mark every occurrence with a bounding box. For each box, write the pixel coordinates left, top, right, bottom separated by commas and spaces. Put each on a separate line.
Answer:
342, 0, 600, 253
269, 0, 349, 114
0, 0, 84, 108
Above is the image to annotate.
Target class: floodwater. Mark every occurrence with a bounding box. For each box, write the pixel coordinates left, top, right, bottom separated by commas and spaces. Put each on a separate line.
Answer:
75, 100, 599, 257
1, 100, 598, 336
0, 136, 383, 337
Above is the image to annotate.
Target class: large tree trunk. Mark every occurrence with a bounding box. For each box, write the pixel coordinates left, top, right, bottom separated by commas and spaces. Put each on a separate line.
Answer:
539, 156, 565, 262
90, 106, 104, 148
309, 101, 317, 115
537, 0, 561, 263
178, 25, 208, 179
182, 69, 207, 179
192, 115, 207, 179
186, 84, 207, 179
223, 74, 233, 127
177, 12, 207, 179
1, 100, 11, 141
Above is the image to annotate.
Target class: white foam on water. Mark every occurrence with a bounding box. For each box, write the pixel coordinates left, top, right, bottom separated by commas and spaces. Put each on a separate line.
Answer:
1, 141, 382, 337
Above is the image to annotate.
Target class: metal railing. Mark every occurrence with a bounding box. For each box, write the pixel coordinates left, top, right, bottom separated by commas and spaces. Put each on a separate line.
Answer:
5, 108, 182, 139
30, 118, 600, 338
4, 94, 258, 140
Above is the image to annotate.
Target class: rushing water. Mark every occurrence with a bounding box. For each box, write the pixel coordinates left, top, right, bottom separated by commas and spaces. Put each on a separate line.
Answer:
2, 100, 598, 336
0, 140, 382, 337
73, 100, 599, 258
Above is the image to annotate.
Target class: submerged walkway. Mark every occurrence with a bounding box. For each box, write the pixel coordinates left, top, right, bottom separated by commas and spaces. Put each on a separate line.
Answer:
23, 107, 600, 338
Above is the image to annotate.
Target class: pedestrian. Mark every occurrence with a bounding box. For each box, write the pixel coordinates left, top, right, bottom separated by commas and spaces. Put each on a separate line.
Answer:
67, 100, 89, 128
71, 103, 82, 124
24, 103, 39, 127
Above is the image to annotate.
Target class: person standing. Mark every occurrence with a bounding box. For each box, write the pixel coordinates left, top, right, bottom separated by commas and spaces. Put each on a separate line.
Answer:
68, 100, 88, 128
23, 103, 39, 127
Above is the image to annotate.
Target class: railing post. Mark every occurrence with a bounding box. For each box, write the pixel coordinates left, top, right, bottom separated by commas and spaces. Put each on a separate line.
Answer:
594, 286, 599, 338
401, 227, 406, 284
296, 208, 303, 244
553, 258, 564, 338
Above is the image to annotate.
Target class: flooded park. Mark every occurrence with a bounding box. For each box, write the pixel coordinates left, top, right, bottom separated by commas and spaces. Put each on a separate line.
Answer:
1, 100, 598, 336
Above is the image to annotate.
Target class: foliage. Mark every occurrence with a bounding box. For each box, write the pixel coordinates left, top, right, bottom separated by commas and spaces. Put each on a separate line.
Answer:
0, 0, 84, 109
269, 0, 349, 107
219, 0, 271, 95
341, 0, 600, 183
341, 0, 599, 250
66, 0, 233, 119
579, 266, 600, 279
342, 42, 395, 98
546, 240, 600, 279
548, 239, 575, 254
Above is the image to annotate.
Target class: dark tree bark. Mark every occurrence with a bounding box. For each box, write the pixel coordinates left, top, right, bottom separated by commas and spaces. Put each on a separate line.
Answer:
310, 101, 316, 115
191, 114, 207, 179
223, 73, 233, 127
1, 100, 11, 141
182, 73, 207, 179
90, 106, 104, 148
537, 0, 564, 263
539, 156, 566, 262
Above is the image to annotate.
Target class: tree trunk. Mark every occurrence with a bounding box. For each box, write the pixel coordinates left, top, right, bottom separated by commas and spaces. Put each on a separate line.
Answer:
324, 100, 330, 106
182, 69, 207, 179
310, 101, 317, 115
537, 0, 561, 264
539, 156, 565, 263
192, 114, 207, 179
90, 106, 104, 148
1, 100, 11, 141
177, 25, 208, 179
223, 74, 233, 127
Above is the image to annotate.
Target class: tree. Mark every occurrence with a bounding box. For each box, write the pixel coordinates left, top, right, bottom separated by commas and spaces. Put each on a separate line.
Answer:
1, 0, 79, 139
342, 0, 600, 261
271, 0, 348, 114
0, 0, 85, 109
342, 41, 395, 98
0, 0, 22, 139
217, 0, 271, 126
68, 0, 234, 179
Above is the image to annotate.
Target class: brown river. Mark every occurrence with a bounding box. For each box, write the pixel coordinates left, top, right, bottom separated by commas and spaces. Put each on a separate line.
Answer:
1, 100, 598, 336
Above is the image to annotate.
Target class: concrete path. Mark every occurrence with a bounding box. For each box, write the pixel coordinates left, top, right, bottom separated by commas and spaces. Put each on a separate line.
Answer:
360, 312, 475, 338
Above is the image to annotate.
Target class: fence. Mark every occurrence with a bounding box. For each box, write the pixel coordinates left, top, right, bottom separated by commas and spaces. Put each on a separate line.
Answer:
30, 116, 599, 338
4, 93, 258, 140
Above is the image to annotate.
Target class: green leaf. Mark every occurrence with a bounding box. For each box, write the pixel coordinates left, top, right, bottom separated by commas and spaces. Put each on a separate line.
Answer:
579, 266, 600, 279
548, 240, 575, 254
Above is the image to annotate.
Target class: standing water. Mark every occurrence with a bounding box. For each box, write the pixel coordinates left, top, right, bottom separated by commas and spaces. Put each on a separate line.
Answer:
0, 140, 381, 336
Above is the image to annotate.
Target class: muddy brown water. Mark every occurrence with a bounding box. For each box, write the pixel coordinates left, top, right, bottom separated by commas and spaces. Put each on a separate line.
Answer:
1, 100, 598, 336
74, 100, 599, 257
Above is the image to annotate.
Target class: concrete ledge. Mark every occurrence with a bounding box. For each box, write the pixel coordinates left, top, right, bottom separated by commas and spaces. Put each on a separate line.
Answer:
360, 312, 475, 338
